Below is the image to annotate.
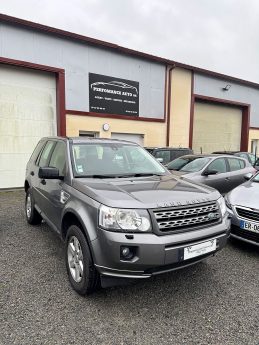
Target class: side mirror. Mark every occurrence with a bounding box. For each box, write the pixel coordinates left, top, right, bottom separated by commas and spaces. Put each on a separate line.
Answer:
244, 173, 253, 181
38, 167, 63, 179
156, 158, 164, 163
203, 169, 218, 176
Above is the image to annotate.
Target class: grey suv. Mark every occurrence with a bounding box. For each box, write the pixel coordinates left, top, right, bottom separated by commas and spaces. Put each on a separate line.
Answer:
25, 137, 230, 295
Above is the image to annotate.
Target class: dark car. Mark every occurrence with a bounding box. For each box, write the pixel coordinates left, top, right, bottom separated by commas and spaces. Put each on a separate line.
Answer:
25, 137, 230, 295
145, 147, 193, 165
225, 171, 259, 246
212, 151, 257, 166
166, 154, 256, 194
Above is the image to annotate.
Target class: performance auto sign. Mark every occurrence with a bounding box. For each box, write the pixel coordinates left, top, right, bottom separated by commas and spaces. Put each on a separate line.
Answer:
89, 73, 139, 116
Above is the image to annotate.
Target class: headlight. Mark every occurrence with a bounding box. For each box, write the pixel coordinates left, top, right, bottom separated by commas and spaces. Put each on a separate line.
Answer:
224, 195, 232, 210
99, 205, 151, 232
217, 196, 227, 217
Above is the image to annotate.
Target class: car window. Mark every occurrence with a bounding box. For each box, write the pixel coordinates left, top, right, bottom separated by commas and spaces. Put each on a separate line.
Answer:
71, 143, 166, 176
227, 158, 245, 171
38, 141, 56, 167
154, 150, 171, 164
49, 141, 67, 176
179, 157, 211, 172
207, 158, 227, 173
248, 153, 256, 165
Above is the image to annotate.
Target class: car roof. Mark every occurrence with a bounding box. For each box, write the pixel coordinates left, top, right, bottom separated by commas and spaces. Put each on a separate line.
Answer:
175, 154, 248, 159
41, 136, 139, 145
212, 151, 246, 154
145, 147, 192, 150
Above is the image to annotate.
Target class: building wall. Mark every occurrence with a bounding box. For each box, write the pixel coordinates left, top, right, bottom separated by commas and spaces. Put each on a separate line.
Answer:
249, 128, 259, 153
66, 114, 167, 147
168, 67, 192, 147
0, 23, 166, 119
194, 73, 259, 127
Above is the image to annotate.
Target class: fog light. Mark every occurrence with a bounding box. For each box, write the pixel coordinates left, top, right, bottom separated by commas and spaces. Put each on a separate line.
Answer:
122, 247, 130, 257
120, 246, 134, 260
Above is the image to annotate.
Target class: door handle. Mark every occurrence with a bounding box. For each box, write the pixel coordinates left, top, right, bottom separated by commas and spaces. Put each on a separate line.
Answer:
30, 171, 34, 176
40, 179, 46, 185
225, 177, 230, 181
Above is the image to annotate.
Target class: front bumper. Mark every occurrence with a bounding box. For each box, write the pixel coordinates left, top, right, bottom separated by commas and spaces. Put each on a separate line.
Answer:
228, 207, 259, 247
91, 216, 231, 279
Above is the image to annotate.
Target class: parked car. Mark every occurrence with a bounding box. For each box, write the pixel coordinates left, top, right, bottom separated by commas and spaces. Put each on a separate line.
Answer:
145, 147, 193, 165
225, 171, 259, 246
212, 151, 257, 166
166, 154, 256, 194
25, 137, 230, 295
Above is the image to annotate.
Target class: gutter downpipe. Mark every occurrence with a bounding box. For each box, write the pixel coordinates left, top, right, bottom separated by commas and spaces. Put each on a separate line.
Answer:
166, 64, 176, 146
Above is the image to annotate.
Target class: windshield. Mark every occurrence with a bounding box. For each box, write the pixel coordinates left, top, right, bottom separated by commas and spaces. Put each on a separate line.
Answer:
167, 156, 211, 172
71, 143, 167, 177
252, 172, 259, 182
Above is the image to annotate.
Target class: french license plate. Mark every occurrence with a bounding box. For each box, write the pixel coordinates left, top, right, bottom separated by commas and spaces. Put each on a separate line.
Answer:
184, 239, 217, 260
240, 220, 259, 233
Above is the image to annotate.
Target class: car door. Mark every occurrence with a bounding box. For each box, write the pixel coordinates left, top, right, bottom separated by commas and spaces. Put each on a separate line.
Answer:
38, 140, 68, 231
226, 157, 248, 191
200, 158, 229, 194
33, 140, 56, 210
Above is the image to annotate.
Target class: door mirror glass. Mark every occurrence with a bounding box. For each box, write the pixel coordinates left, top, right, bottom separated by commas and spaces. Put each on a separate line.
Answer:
38, 167, 62, 179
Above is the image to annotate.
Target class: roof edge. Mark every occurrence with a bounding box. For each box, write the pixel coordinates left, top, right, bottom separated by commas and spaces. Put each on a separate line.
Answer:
1, 13, 259, 89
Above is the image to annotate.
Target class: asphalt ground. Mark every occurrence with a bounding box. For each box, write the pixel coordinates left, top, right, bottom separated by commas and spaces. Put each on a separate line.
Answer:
0, 190, 258, 345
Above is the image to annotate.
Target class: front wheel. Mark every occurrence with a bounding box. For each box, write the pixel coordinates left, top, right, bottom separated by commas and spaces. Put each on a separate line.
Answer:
25, 189, 42, 225
65, 225, 100, 295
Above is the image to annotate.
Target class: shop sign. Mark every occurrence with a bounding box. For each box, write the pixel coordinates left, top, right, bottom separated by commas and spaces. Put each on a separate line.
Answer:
89, 73, 139, 116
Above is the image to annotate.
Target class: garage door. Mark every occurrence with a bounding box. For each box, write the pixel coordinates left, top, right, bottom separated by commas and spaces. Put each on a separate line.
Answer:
111, 132, 144, 146
192, 102, 242, 154
0, 64, 57, 188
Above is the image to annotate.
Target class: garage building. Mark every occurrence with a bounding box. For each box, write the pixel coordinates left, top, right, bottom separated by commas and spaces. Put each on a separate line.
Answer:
1, 13, 259, 188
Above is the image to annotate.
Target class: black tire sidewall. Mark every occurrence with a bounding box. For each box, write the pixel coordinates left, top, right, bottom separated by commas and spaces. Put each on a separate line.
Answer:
25, 188, 41, 225
65, 225, 98, 295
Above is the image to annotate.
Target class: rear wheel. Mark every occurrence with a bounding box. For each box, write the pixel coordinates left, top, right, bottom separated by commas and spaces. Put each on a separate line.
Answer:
65, 225, 100, 295
25, 189, 42, 225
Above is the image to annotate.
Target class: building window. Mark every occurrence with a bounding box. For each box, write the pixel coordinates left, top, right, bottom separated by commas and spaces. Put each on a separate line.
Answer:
79, 131, 99, 138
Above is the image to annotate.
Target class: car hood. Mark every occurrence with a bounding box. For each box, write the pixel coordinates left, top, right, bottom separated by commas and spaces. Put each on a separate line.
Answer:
72, 174, 220, 209
227, 181, 259, 209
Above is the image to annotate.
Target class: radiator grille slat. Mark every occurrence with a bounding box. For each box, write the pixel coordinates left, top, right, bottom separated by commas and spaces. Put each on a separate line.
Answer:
236, 207, 259, 222
153, 202, 220, 233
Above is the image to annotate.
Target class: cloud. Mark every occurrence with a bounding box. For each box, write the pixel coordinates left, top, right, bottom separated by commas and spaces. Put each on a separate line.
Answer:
1, 0, 259, 82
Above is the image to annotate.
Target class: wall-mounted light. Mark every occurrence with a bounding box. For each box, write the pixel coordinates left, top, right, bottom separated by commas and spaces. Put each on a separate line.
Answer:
222, 84, 231, 91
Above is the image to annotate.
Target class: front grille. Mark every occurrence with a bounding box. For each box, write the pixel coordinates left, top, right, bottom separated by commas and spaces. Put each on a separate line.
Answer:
231, 226, 259, 244
236, 207, 259, 222
153, 202, 220, 233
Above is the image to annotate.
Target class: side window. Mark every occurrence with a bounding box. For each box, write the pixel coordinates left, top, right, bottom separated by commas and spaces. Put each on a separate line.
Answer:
155, 150, 171, 164
227, 158, 243, 171
207, 158, 227, 173
38, 141, 56, 168
49, 141, 67, 176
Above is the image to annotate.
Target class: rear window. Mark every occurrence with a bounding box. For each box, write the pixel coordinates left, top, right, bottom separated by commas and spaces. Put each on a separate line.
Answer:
227, 158, 245, 171
154, 150, 171, 164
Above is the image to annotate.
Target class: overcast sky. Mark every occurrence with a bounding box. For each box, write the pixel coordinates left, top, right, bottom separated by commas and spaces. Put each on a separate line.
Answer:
1, 0, 259, 82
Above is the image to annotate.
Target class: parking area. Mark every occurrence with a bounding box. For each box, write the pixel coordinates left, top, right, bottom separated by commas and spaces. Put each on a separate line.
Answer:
0, 190, 258, 345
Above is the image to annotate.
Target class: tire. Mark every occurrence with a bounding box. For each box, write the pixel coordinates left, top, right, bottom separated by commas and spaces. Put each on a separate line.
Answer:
65, 225, 100, 295
25, 188, 42, 225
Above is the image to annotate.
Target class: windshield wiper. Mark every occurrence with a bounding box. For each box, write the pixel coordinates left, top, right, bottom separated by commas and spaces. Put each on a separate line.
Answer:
75, 174, 118, 179
123, 173, 163, 177
75, 173, 164, 179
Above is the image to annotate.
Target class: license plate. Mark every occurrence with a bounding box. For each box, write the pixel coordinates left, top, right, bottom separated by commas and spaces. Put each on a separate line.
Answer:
184, 239, 217, 260
240, 220, 259, 233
